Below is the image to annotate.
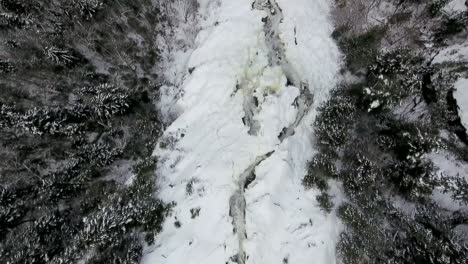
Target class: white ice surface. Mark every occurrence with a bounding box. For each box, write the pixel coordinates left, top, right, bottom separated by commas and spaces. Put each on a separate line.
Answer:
142, 0, 341, 263
454, 78, 468, 130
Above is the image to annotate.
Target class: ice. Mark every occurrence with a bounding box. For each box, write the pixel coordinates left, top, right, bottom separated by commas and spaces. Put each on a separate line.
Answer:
142, 0, 341, 263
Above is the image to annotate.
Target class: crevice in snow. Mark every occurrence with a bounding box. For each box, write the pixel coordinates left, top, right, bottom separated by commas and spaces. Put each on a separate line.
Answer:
253, 0, 284, 67
253, 0, 314, 143
229, 151, 274, 264
239, 80, 261, 135
278, 83, 314, 141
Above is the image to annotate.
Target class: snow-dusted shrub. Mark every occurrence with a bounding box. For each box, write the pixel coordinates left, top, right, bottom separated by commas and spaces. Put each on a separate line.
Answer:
81, 83, 132, 119
442, 175, 468, 205
338, 200, 468, 264
74, 142, 123, 167
20, 107, 84, 136
435, 12, 468, 42
337, 26, 387, 73
337, 202, 386, 264
315, 88, 357, 148
0, 149, 167, 264
0, 103, 18, 128
0, 104, 89, 136
0, 0, 167, 263
0, 59, 14, 73
0, 0, 34, 14
374, 119, 443, 200
44, 46, 79, 66
392, 205, 468, 264
87, 234, 142, 264
319, 2, 468, 263
304, 152, 338, 191
0, 210, 71, 264
340, 153, 379, 202
157, 0, 199, 23
379, 121, 441, 161
388, 159, 439, 200
429, 0, 450, 16
0, 12, 32, 29
38, 162, 84, 202
369, 49, 411, 76
0, 186, 25, 238
64, 159, 166, 262
363, 48, 422, 112
73, 0, 104, 21
316, 192, 334, 213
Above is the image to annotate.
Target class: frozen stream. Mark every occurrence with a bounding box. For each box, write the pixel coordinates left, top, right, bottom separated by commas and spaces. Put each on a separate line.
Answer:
142, 0, 341, 263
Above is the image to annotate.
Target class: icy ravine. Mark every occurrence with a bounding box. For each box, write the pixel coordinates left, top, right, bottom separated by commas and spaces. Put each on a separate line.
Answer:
229, 151, 274, 264
142, 1, 341, 264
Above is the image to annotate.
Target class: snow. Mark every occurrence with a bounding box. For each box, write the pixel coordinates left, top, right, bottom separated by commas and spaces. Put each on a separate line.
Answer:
392, 97, 429, 122
75, 44, 112, 75
454, 78, 468, 129
368, 100, 381, 112
367, 0, 397, 27
443, 0, 468, 15
433, 43, 468, 64
154, 0, 201, 123
142, 0, 341, 263
428, 150, 468, 211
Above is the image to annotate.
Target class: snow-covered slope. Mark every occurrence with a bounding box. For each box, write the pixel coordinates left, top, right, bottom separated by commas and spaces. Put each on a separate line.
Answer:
429, 150, 468, 211
142, 1, 341, 263
433, 43, 468, 64
443, 0, 468, 15
454, 78, 468, 130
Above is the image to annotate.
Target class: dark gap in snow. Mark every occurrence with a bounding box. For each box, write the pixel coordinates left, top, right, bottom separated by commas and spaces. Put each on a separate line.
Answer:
229, 150, 274, 264
294, 26, 298, 45
237, 79, 260, 134
254, 0, 315, 143
278, 127, 295, 141
232, 83, 241, 97
292, 97, 300, 108
254, 0, 284, 66
278, 84, 313, 142
244, 171, 256, 189
253, 96, 259, 107
190, 207, 201, 219
242, 93, 261, 135
421, 71, 437, 104
229, 253, 245, 264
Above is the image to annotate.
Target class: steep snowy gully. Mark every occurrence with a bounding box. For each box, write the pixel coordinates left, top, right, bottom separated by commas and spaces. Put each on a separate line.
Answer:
143, 0, 341, 263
